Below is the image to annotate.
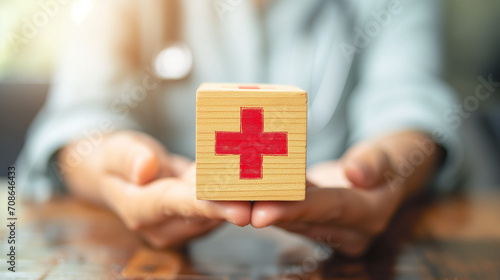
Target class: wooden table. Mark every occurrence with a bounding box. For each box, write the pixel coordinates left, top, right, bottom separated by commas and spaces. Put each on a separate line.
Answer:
1, 185, 500, 279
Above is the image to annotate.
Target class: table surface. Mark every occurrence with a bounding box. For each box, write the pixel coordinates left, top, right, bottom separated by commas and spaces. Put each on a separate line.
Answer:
1, 183, 500, 280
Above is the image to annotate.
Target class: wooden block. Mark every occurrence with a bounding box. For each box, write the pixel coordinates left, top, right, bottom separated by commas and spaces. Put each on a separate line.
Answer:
196, 83, 307, 201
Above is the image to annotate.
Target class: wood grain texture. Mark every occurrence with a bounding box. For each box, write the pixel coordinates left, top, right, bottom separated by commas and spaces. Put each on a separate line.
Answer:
2, 179, 500, 279
196, 83, 307, 201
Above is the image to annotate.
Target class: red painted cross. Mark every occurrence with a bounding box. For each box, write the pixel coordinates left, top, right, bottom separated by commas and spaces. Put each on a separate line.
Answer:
215, 107, 288, 179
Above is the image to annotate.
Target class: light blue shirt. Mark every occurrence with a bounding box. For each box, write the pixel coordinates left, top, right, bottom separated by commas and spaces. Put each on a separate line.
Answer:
17, 0, 462, 201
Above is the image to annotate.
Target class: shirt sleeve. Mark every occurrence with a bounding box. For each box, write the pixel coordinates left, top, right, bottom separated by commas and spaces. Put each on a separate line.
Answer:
16, 1, 147, 201
346, 0, 464, 193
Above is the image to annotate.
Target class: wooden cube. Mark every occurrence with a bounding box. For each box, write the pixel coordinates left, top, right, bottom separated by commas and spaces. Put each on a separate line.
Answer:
196, 83, 307, 201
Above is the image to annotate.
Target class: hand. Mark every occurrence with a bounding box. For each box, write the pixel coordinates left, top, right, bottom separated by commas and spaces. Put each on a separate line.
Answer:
251, 132, 442, 256
58, 130, 252, 248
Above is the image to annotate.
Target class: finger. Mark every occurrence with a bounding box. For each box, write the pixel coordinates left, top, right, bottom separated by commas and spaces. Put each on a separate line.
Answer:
140, 218, 222, 248
102, 132, 173, 185
341, 142, 391, 189
100, 175, 170, 229
253, 184, 402, 236
101, 176, 251, 229
170, 154, 194, 177
276, 223, 371, 257
251, 187, 372, 229
156, 178, 252, 226
306, 162, 352, 188
180, 163, 196, 183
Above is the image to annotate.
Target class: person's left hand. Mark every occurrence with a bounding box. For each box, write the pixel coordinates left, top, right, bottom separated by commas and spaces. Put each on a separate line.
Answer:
251, 132, 441, 256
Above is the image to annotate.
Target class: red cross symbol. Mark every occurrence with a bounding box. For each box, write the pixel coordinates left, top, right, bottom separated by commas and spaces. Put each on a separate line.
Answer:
215, 107, 288, 179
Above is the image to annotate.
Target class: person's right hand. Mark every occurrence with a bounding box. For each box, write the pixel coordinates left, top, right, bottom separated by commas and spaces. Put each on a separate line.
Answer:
58, 130, 251, 248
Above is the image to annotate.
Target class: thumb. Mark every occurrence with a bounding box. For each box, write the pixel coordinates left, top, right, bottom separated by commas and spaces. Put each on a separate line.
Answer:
102, 132, 173, 185
180, 162, 196, 183
341, 142, 392, 189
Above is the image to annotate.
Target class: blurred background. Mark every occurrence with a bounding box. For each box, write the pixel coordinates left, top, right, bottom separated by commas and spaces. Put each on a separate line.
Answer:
1, 0, 499, 188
